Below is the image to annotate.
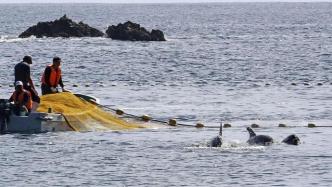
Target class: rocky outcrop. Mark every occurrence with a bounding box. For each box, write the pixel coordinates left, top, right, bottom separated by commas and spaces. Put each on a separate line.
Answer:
19, 15, 104, 38
106, 21, 166, 41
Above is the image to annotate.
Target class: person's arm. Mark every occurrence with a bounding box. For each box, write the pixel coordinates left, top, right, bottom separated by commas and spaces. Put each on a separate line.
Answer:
28, 78, 35, 89
58, 76, 69, 92
27, 66, 36, 89
8, 93, 14, 102
59, 76, 64, 88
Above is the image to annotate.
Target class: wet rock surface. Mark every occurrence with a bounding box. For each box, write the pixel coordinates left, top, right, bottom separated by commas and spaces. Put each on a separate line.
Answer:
106, 21, 166, 41
19, 15, 104, 38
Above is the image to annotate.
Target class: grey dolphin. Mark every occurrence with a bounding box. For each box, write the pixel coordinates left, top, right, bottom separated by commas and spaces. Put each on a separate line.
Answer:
282, 134, 300, 145
209, 124, 223, 147
246, 127, 273, 146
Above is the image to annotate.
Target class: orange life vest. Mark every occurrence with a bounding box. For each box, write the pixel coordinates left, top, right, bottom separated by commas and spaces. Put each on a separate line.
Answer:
41, 65, 62, 87
11, 90, 32, 110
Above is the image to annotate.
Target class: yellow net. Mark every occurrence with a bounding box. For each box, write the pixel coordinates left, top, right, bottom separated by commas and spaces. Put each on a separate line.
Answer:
37, 92, 147, 132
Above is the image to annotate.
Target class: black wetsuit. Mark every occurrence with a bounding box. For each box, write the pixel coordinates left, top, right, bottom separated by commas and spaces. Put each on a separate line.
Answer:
41, 66, 64, 95
14, 62, 40, 103
14, 62, 30, 84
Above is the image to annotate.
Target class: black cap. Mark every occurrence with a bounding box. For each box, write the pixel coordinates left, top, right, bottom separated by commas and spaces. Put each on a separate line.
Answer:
23, 55, 32, 64
53, 56, 61, 62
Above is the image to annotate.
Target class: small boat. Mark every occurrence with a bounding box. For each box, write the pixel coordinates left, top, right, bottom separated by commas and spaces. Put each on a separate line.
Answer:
0, 99, 72, 134
0, 94, 98, 134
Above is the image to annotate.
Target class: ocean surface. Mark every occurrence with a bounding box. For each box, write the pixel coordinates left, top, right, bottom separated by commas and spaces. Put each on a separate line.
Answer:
0, 2, 331, 186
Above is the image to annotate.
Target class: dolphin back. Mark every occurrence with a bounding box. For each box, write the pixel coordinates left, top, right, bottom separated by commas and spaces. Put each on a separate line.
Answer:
209, 124, 223, 147
248, 135, 273, 146
246, 127, 273, 146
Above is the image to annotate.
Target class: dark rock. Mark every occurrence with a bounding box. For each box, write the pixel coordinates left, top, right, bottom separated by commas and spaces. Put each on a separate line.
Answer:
106, 21, 166, 41
19, 15, 104, 38
151, 29, 166, 41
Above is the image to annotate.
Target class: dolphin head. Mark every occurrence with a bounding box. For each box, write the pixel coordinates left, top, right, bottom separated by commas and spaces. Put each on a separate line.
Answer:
210, 135, 222, 147
282, 134, 300, 145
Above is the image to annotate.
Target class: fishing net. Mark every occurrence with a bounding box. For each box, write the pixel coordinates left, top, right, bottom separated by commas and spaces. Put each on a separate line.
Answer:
37, 92, 147, 132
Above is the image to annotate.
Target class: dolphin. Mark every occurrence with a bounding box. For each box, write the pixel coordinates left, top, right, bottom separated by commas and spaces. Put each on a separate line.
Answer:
209, 124, 223, 147
246, 127, 273, 146
282, 134, 300, 145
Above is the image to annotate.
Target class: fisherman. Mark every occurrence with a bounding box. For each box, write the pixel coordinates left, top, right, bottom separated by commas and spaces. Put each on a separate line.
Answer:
14, 55, 40, 110
41, 57, 68, 95
9, 81, 32, 116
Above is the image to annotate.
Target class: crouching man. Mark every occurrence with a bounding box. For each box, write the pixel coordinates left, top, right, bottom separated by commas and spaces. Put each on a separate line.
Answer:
9, 81, 32, 116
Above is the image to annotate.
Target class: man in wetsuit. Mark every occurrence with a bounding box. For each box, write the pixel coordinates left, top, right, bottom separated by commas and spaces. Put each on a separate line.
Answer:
41, 57, 68, 95
14, 56, 40, 111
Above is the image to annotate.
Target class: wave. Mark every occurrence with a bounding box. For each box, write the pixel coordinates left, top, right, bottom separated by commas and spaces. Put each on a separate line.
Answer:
0, 35, 108, 43
186, 140, 266, 153
0, 35, 36, 43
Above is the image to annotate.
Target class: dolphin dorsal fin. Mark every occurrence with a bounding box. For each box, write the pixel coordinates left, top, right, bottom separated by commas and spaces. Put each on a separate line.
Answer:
219, 123, 223, 136
247, 127, 256, 137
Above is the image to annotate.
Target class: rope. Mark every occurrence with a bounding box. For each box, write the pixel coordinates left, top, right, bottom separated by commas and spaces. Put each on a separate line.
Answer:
97, 104, 332, 129
95, 103, 223, 128
73, 94, 332, 129
58, 113, 79, 131
71, 93, 223, 128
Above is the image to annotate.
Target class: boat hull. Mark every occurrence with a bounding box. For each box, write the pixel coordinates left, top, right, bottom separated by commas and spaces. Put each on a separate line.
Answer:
1, 112, 72, 134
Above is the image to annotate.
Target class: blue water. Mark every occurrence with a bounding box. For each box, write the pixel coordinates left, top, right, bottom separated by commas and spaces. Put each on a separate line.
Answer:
0, 3, 332, 186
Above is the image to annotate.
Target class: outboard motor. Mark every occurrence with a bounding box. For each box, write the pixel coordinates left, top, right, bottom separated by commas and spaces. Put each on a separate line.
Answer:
0, 99, 11, 133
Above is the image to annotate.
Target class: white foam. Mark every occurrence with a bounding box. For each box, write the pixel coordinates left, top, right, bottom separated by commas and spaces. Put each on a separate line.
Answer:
0, 35, 36, 43
186, 140, 266, 152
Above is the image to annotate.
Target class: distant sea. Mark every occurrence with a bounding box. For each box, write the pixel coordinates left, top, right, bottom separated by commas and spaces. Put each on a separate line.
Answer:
0, 3, 331, 186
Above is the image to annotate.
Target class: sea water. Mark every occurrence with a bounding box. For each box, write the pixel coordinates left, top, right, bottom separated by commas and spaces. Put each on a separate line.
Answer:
0, 3, 331, 186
